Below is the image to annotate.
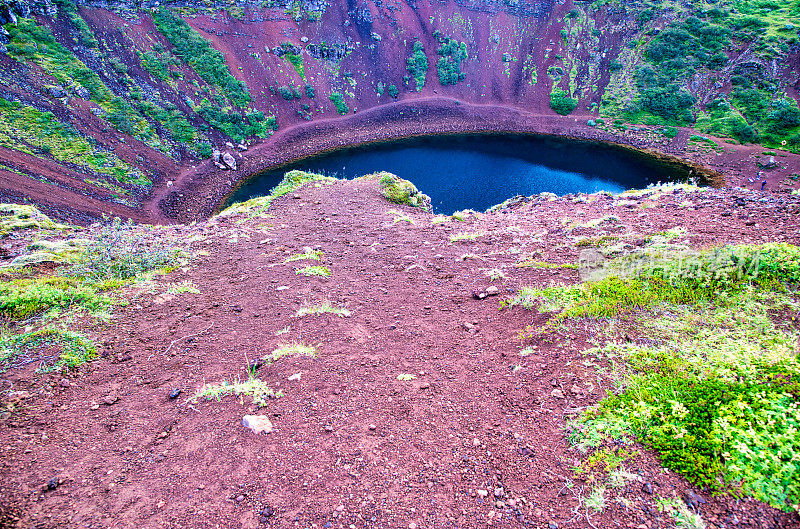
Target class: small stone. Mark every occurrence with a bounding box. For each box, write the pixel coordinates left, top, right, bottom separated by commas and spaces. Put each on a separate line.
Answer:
494, 487, 505, 498
548, 523, 558, 529
288, 372, 302, 381
684, 490, 707, 511
419, 382, 430, 389
495, 501, 505, 509
260, 506, 275, 518
46, 476, 59, 490
472, 438, 481, 447
168, 388, 181, 399
60, 379, 70, 387
476, 489, 489, 498
368, 424, 377, 431
90, 401, 100, 410
642, 482, 654, 495
241, 415, 273, 435
409, 524, 417, 529
157, 500, 165, 509
102, 395, 118, 406
485, 286, 500, 296
235, 494, 245, 502
198, 484, 206, 490
324, 425, 334, 433
551, 388, 564, 399
570, 384, 581, 395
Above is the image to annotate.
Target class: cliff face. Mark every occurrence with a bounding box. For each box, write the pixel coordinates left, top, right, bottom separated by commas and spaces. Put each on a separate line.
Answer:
0, 0, 798, 221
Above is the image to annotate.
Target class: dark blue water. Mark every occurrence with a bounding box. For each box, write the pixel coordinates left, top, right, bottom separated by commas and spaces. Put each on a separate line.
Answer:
225, 134, 691, 214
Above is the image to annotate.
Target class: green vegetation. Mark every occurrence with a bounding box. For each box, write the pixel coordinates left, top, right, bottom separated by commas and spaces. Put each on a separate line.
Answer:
550, 87, 577, 115
0, 213, 183, 373
304, 84, 316, 99
278, 85, 302, 100
435, 38, 467, 85
0, 328, 97, 373
136, 46, 181, 82
602, 1, 800, 150
508, 242, 800, 512
152, 7, 251, 107
55, 0, 96, 47
263, 342, 317, 364
218, 170, 336, 219
376, 172, 431, 210
286, 249, 323, 262
387, 84, 399, 98
134, 100, 197, 144
283, 48, 305, 80
197, 103, 276, 143
0, 205, 66, 235
329, 92, 349, 115
295, 265, 331, 277
190, 375, 283, 407
450, 231, 483, 242
295, 301, 350, 318
406, 41, 428, 91
4, 18, 159, 148
0, 97, 145, 185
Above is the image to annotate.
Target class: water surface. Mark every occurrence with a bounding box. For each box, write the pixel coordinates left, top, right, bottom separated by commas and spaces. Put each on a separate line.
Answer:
226, 134, 692, 214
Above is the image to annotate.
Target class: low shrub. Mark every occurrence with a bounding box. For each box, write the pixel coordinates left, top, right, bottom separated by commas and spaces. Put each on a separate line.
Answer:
550, 88, 577, 115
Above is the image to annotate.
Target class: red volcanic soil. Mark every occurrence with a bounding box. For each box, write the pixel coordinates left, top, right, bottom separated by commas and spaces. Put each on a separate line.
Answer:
1, 178, 798, 528
154, 98, 800, 222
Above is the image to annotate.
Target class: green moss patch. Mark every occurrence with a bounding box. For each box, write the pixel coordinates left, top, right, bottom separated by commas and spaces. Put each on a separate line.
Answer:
373, 172, 431, 211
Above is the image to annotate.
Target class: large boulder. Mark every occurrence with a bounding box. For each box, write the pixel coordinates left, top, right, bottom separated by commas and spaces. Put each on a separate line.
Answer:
222, 152, 237, 171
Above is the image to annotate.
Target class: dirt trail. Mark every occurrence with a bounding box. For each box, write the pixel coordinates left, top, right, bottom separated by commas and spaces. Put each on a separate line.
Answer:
1, 179, 799, 528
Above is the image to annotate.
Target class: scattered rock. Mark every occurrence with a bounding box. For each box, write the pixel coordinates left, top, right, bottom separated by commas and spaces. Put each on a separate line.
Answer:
235, 494, 245, 502
324, 425, 334, 433
168, 388, 181, 399
485, 285, 500, 296
476, 489, 489, 498
551, 389, 564, 399
684, 490, 707, 512
494, 487, 505, 498
642, 482, 654, 495
259, 506, 275, 519
60, 378, 70, 388
46, 476, 59, 490
249, 359, 264, 372
569, 384, 581, 395
241, 415, 273, 435
288, 372, 302, 381
368, 424, 377, 430
102, 395, 119, 406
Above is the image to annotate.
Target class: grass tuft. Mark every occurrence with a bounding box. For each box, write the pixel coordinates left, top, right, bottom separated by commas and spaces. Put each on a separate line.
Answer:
285, 249, 323, 262
295, 265, 331, 277
295, 301, 350, 318
449, 231, 483, 243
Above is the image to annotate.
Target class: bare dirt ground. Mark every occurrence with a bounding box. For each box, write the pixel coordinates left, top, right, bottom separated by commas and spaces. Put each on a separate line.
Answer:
1, 178, 799, 528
